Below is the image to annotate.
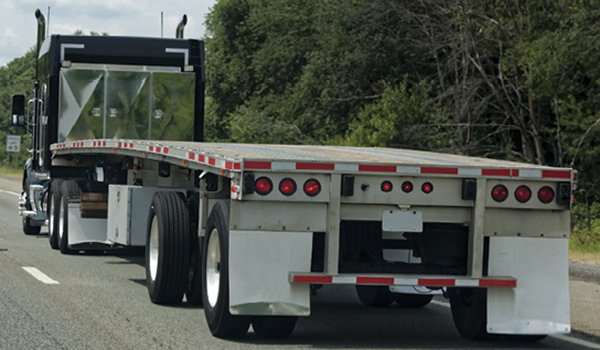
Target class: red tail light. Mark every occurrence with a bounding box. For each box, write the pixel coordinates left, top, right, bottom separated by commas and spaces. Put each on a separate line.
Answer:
304, 179, 321, 197
279, 178, 297, 196
381, 181, 393, 192
421, 182, 433, 194
515, 185, 531, 203
255, 177, 273, 195
538, 186, 555, 203
402, 181, 413, 193
492, 185, 508, 202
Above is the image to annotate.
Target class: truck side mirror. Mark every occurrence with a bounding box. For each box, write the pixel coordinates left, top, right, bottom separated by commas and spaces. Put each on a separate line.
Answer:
11, 94, 26, 127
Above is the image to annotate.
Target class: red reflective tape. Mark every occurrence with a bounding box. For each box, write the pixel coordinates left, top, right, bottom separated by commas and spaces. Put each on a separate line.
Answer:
542, 170, 571, 179
479, 279, 516, 288
198, 154, 206, 162
156, 147, 161, 153
293, 275, 333, 284
208, 157, 216, 166
149, 146, 154, 152
245, 161, 272, 170
482, 169, 511, 177
418, 278, 456, 286
421, 167, 458, 175
225, 161, 233, 170
574, 173, 578, 181
118, 142, 122, 148
511, 169, 519, 177
296, 162, 335, 171
164, 148, 169, 154
234, 163, 241, 170
359, 164, 396, 173
129, 143, 133, 148
188, 152, 195, 160
357, 277, 394, 285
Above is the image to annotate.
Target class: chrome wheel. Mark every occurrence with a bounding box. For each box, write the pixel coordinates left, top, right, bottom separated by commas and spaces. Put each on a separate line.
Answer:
149, 215, 159, 281
206, 228, 221, 308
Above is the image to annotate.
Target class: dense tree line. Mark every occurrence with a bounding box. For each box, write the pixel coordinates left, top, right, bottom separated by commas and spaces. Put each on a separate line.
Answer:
204, 0, 600, 244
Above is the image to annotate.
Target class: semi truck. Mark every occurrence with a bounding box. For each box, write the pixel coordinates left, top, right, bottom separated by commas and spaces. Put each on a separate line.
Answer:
11, 10, 575, 340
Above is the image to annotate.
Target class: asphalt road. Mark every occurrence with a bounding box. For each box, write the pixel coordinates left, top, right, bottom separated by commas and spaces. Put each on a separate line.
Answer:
0, 177, 599, 350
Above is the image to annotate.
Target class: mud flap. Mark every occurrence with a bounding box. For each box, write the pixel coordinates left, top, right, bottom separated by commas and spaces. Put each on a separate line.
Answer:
228, 230, 312, 316
487, 237, 570, 335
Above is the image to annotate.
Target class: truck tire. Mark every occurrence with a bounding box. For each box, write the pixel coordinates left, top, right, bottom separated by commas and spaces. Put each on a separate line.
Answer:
392, 293, 433, 308
448, 287, 546, 342
202, 201, 251, 338
48, 179, 63, 250
186, 193, 203, 305
448, 287, 487, 340
145, 192, 190, 305
252, 316, 298, 338
58, 180, 80, 254
23, 217, 41, 235
355, 285, 394, 307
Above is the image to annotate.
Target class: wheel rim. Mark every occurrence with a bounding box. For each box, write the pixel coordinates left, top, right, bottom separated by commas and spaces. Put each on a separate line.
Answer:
149, 216, 159, 281
58, 196, 65, 240
206, 228, 221, 308
49, 200, 54, 237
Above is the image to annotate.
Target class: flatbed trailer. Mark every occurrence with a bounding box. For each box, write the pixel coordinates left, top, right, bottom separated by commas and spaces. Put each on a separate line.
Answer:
49, 138, 575, 339
11, 10, 575, 341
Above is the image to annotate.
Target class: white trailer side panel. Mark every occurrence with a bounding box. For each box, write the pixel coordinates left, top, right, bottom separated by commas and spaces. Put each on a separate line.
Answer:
487, 237, 570, 334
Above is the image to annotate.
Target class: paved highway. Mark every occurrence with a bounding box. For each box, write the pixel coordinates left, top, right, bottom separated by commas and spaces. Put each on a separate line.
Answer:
0, 176, 598, 350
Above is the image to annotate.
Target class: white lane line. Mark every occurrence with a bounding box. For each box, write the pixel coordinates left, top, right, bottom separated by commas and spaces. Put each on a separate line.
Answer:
0, 189, 19, 197
431, 299, 600, 349
22, 267, 59, 285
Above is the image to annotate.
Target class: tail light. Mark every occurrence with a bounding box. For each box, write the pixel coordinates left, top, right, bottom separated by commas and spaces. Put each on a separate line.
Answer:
515, 185, 531, 203
538, 186, 555, 203
304, 179, 321, 197
255, 177, 273, 195
381, 181, 393, 192
492, 185, 508, 202
421, 182, 433, 194
279, 178, 297, 196
401, 181, 413, 193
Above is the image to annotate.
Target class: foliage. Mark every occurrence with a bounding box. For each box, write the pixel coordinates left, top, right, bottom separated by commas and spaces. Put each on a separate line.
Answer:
0, 49, 36, 169
204, 0, 600, 251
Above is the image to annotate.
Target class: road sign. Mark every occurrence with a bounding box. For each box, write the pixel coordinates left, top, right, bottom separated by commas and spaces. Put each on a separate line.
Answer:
6, 135, 21, 153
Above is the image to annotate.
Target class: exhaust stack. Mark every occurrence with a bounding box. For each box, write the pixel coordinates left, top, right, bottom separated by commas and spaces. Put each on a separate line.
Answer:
176, 14, 187, 38
34, 9, 46, 79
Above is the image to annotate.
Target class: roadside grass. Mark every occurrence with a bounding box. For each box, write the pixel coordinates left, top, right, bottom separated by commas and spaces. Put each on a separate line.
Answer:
0, 167, 21, 178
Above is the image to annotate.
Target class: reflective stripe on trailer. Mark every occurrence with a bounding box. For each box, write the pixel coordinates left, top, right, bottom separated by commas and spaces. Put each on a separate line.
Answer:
50, 139, 574, 181
290, 273, 517, 288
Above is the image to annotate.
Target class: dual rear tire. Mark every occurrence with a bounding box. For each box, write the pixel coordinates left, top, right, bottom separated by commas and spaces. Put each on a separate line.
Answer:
145, 196, 297, 339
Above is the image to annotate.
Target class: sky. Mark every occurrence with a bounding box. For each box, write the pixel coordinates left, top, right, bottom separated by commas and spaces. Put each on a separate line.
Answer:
0, 0, 218, 67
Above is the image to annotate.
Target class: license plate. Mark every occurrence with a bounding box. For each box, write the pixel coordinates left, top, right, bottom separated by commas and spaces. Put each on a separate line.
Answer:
382, 210, 423, 232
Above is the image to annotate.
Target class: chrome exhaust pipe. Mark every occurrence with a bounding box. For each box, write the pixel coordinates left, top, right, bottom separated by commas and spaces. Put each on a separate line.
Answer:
34, 9, 45, 79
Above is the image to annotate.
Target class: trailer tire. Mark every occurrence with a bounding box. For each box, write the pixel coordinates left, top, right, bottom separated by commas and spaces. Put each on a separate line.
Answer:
145, 192, 190, 305
186, 193, 203, 305
392, 293, 433, 308
23, 217, 41, 235
252, 316, 298, 339
48, 180, 62, 250
202, 201, 251, 339
356, 285, 394, 307
449, 287, 546, 342
58, 180, 80, 255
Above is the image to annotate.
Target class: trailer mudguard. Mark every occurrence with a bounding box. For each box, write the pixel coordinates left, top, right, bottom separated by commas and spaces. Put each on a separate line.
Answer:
487, 237, 570, 335
228, 229, 312, 316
